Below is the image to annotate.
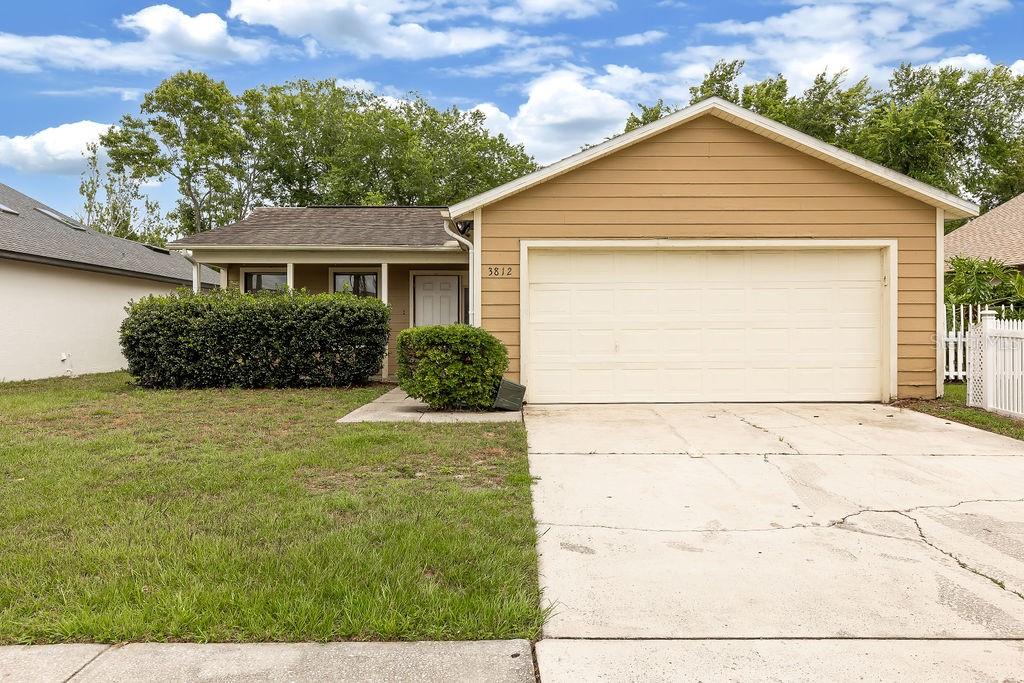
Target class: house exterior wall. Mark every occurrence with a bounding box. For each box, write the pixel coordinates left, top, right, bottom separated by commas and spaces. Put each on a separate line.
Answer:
478, 114, 939, 399
219, 261, 467, 378
0, 259, 181, 382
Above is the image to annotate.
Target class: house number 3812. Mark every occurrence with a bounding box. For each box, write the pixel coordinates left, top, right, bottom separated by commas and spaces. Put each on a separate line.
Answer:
487, 266, 514, 277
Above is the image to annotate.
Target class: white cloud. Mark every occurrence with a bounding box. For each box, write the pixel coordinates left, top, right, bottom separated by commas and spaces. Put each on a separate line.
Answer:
37, 86, 145, 101
679, 0, 1017, 90
0, 4, 272, 73
335, 78, 380, 92
592, 64, 661, 97
0, 121, 112, 174
447, 44, 572, 77
474, 68, 632, 163
931, 53, 1024, 75
614, 30, 667, 47
492, 0, 616, 23
229, 0, 511, 60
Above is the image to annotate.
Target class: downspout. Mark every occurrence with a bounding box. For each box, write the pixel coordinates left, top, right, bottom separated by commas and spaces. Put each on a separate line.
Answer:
179, 249, 201, 293
442, 213, 475, 326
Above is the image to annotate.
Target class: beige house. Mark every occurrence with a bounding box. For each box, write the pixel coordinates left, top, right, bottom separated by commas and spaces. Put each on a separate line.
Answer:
171, 97, 978, 403
0, 182, 217, 382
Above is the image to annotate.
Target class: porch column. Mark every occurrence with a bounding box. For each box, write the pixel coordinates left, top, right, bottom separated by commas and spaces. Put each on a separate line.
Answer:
192, 261, 201, 293
286, 262, 295, 290
218, 266, 228, 290
380, 262, 389, 379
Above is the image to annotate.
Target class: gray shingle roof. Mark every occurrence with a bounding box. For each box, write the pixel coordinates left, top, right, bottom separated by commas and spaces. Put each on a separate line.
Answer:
168, 206, 453, 248
0, 182, 217, 285
945, 193, 1024, 266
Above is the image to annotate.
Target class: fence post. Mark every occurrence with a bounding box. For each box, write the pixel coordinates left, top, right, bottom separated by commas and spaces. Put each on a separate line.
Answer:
981, 308, 996, 411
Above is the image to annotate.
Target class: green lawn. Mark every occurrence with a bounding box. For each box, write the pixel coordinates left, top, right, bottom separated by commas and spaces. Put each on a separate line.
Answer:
903, 382, 1024, 440
0, 373, 543, 644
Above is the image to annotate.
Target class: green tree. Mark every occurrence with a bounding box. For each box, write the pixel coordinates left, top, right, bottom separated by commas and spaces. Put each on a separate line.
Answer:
77, 143, 171, 245
740, 75, 791, 121
624, 99, 678, 132
101, 71, 247, 235
689, 60, 744, 104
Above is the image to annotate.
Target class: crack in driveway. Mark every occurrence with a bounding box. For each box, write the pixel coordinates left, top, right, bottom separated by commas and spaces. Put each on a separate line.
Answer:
830, 501, 1024, 602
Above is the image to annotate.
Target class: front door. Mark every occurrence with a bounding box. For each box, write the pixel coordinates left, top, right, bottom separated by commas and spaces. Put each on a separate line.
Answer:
414, 275, 460, 326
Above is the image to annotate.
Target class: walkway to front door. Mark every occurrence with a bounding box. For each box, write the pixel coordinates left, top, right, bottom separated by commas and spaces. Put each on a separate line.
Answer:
526, 403, 1024, 680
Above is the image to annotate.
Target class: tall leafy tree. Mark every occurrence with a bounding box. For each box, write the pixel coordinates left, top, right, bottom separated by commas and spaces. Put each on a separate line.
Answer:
624, 100, 678, 132
77, 143, 170, 245
101, 71, 249, 235
688, 60, 744, 104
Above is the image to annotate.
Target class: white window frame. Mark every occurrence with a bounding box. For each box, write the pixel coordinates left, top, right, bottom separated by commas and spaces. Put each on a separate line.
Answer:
239, 267, 287, 294
409, 270, 465, 327
518, 238, 900, 404
328, 267, 382, 297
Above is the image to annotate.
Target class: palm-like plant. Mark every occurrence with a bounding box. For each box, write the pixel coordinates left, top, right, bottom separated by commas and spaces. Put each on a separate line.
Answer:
945, 256, 1023, 305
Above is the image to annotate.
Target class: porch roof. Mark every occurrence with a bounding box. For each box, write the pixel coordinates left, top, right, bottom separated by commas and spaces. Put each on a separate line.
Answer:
169, 206, 452, 249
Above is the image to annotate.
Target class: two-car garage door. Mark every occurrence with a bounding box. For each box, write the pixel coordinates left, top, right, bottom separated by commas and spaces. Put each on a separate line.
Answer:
524, 248, 886, 403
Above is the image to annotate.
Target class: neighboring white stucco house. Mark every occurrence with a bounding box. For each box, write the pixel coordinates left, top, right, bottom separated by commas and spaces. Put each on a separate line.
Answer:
0, 182, 216, 382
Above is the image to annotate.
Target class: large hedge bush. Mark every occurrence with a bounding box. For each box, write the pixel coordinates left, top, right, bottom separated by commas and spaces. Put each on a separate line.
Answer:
120, 289, 390, 388
396, 325, 509, 410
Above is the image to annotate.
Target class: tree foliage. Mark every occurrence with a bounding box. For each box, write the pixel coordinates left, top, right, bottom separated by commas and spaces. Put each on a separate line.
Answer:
78, 143, 171, 246
98, 73, 537, 236
945, 256, 1024, 306
637, 60, 1024, 216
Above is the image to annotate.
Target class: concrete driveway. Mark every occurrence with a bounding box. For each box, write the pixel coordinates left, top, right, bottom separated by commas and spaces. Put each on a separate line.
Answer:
527, 403, 1024, 681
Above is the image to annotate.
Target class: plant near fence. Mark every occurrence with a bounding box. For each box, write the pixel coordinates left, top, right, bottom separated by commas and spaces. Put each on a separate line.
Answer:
943, 257, 1024, 381
396, 325, 508, 410
120, 289, 390, 388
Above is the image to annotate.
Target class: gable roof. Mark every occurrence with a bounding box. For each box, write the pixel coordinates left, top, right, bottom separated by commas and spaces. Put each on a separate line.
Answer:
945, 192, 1024, 265
0, 182, 217, 285
448, 96, 979, 220
168, 206, 455, 249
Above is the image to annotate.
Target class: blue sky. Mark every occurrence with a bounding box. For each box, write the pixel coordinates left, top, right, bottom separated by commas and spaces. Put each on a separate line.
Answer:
1, 0, 1022, 217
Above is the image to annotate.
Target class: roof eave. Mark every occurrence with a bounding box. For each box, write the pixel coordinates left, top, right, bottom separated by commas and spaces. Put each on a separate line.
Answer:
449, 97, 979, 220
169, 243, 463, 251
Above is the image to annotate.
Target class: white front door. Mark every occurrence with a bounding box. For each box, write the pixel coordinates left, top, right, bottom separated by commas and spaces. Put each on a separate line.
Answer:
525, 248, 885, 403
414, 275, 460, 326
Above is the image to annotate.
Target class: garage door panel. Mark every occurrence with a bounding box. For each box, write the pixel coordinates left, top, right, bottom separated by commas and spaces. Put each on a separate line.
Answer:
526, 248, 884, 403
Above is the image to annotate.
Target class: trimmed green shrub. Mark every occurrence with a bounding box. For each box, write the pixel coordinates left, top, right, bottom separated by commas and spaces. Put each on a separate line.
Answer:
120, 289, 390, 388
396, 325, 509, 410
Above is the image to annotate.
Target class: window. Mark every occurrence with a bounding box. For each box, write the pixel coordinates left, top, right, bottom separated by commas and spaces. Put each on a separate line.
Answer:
333, 272, 378, 297
243, 271, 287, 293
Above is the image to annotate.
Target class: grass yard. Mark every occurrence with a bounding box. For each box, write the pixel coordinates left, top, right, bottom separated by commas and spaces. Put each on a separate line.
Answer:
903, 382, 1024, 440
0, 373, 543, 644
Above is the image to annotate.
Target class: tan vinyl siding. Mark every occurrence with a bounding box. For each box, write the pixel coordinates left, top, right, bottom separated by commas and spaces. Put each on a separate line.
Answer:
480, 113, 938, 397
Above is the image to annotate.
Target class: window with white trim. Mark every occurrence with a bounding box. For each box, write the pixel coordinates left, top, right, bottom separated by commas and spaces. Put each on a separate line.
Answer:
243, 271, 287, 293
332, 272, 378, 297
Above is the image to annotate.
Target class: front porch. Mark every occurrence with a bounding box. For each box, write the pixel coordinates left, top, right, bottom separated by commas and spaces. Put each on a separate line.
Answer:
192, 255, 469, 378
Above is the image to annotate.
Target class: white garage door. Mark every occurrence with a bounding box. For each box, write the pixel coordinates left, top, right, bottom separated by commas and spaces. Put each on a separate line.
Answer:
525, 248, 884, 403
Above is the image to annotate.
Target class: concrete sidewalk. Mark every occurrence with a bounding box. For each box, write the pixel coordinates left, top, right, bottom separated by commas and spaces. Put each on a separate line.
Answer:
338, 388, 521, 423
0, 640, 535, 683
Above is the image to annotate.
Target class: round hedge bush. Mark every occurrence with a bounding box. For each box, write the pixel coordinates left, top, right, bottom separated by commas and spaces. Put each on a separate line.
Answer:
396, 324, 509, 410
120, 289, 390, 388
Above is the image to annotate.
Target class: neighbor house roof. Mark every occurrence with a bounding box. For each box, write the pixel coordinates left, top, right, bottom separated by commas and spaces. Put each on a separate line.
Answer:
945, 192, 1024, 266
448, 96, 979, 220
0, 182, 217, 286
168, 206, 455, 249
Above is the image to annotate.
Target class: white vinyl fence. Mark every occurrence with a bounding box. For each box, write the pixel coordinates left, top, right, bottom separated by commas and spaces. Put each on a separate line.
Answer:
966, 311, 1024, 418
945, 303, 1016, 381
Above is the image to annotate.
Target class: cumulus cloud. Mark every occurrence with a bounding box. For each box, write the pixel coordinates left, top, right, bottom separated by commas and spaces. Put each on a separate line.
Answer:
614, 30, 667, 47
0, 4, 272, 73
492, 0, 616, 23
679, 0, 1017, 90
228, 0, 511, 60
0, 121, 112, 174
473, 68, 632, 163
